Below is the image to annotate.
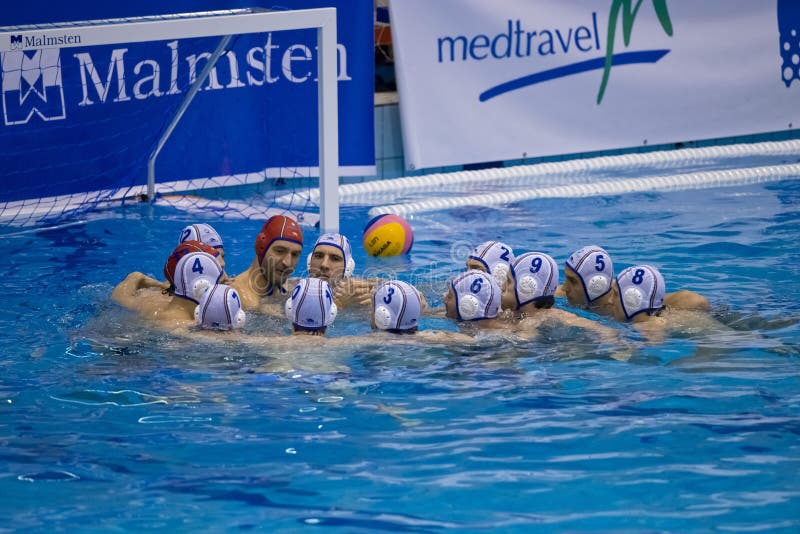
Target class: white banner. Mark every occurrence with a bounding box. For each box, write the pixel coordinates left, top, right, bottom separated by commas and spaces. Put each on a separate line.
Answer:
390, 0, 800, 170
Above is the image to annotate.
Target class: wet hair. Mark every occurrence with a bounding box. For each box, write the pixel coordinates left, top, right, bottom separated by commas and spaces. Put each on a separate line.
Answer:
293, 324, 327, 335
531, 296, 555, 309
386, 327, 418, 335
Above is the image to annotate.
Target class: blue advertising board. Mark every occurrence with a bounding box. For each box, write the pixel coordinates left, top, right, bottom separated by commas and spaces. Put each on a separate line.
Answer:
0, 1, 374, 204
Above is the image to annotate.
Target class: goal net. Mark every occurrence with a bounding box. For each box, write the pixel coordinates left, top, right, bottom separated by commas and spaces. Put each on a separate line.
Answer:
0, 7, 342, 232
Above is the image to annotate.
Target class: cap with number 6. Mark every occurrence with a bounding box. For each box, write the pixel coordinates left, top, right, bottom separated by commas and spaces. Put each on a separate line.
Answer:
451, 270, 500, 321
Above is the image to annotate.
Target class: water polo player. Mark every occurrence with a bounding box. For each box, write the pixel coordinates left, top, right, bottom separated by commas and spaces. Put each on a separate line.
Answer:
466, 240, 515, 290
307, 232, 373, 308
113, 251, 223, 327
179, 223, 226, 269
230, 215, 304, 311
285, 277, 338, 336
194, 283, 247, 331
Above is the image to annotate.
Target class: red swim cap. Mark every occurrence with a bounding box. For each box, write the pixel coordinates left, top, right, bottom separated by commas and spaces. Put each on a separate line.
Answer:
164, 240, 220, 285
255, 215, 304, 264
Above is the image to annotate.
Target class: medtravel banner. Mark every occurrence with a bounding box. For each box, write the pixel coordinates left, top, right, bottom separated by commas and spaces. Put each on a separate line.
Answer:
390, 0, 800, 171
0, 0, 374, 204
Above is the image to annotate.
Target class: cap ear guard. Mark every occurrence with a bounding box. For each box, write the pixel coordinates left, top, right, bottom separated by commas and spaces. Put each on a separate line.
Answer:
491, 263, 510, 287
284, 295, 295, 323
233, 309, 247, 329
457, 293, 482, 321
344, 257, 355, 278
192, 278, 212, 302
585, 274, 611, 301
622, 286, 644, 319
515, 275, 539, 305
374, 305, 393, 330
325, 301, 338, 326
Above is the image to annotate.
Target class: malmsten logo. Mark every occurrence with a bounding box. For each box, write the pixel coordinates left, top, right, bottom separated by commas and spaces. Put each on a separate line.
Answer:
9, 33, 82, 50
1, 34, 354, 126
1, 49, 66, 125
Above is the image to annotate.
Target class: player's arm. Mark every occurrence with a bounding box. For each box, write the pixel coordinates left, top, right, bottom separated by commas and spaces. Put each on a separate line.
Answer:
112, 272, 156, 309
551, 308, 620, 344
665, 290, 709, 311
333, 277, 375, 308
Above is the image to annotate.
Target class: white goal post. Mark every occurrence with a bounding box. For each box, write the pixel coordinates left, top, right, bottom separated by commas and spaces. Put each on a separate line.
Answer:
0, 8, 340, 232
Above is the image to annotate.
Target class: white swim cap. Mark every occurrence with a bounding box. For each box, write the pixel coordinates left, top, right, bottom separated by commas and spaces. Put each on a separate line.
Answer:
285, 278, 338, 330
307, 232, 355, 277
566, 245, 614, 303
194, 284, 246, 330
174, 251, 224, 304
468, 241, 514, 286
179, 223, 224, 250
616, 265, 665, 320
511, 252, 559, 308
372, 280, 422, 331
451, 270, 501, 321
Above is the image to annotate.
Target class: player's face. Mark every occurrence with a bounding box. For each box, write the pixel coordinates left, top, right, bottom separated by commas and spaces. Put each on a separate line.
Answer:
466, 259, 487, 272
213, 248, 226, 270
563, 265, 588, 307
308, 245, 346, 281
444, 287, 459, 319
609, 280, 626, 321
262, 240, 302, 284
501, 270, 517, 311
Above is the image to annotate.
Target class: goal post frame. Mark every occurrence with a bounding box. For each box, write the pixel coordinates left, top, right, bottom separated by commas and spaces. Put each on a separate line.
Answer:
0, 7, 341, 232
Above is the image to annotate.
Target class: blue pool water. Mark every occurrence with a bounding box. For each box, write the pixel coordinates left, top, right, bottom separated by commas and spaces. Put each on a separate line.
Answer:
1, 178, 800, 532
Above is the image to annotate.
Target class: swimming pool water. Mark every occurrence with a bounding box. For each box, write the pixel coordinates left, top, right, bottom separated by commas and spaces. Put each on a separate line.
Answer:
1, 178, 799, 532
